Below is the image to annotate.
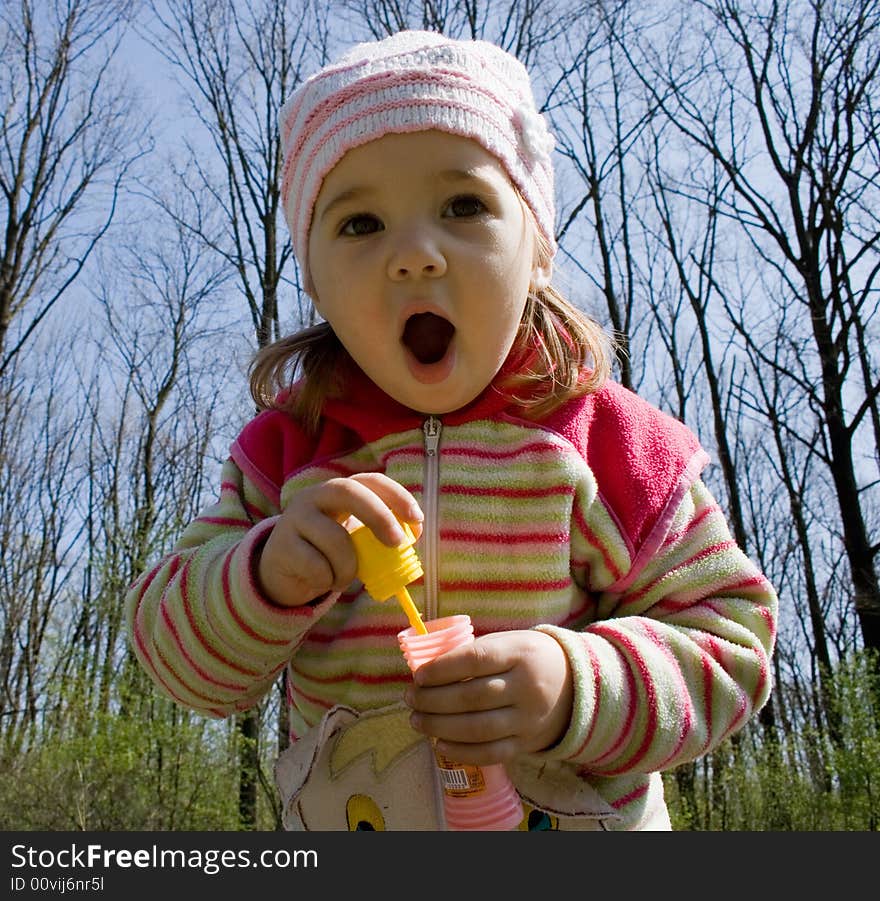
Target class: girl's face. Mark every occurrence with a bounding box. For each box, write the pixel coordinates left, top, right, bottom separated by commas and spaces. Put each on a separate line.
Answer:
307, 130, 549, 414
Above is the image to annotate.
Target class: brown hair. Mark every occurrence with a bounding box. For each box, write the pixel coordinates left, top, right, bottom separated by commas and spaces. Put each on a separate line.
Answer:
249, 283, 614, 433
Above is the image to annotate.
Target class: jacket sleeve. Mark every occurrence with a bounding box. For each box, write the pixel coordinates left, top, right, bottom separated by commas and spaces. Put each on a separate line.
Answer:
537, 474, 777, 774
124, 454, 332, 719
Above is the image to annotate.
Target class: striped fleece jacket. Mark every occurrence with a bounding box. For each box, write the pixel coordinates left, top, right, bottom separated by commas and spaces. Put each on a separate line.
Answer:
125, 371, 777, 831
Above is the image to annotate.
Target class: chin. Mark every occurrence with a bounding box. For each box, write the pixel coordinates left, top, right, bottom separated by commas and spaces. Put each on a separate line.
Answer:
396, 386, 482, 416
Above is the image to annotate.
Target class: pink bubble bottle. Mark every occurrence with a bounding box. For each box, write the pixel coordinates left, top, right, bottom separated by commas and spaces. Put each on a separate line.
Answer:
398, 614, 524, 831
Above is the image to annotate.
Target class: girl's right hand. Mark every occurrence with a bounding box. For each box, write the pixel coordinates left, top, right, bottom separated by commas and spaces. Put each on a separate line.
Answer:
255, 472, 423, 608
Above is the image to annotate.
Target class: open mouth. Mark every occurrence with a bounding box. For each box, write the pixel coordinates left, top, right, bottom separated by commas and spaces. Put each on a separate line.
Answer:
401, 313, 455, 365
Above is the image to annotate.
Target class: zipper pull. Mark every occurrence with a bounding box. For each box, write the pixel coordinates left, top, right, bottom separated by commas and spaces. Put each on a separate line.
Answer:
423, 415, 441, 455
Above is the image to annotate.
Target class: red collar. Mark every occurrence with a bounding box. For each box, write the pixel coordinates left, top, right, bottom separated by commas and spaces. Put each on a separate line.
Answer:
321, 363, 517, 443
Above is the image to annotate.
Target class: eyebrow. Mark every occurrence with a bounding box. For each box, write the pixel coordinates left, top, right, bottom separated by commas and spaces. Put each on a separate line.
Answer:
315, 187, 373, 225
437, 167, 501, 187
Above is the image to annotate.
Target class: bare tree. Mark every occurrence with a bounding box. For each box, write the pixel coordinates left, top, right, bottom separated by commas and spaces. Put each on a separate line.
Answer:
0, 0, 149, 378
138, 0, 323, 829
340, 0, 578, 63
81, 188, 236, 716
0, 351, 90, 759
140, 0, 316, 348
621, 0, 880, 656
11, 184, 249, 829
549, 1, 660, 389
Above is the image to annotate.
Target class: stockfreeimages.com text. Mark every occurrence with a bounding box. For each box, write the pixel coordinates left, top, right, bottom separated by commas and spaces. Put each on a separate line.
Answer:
11, 843, 317, 876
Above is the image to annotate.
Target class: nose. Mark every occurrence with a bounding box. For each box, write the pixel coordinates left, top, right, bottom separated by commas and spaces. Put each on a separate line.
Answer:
387, 227, 447, 281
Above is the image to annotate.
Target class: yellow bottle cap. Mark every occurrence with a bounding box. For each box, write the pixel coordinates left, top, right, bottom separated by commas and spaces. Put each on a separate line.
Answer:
350, 519, 427, 634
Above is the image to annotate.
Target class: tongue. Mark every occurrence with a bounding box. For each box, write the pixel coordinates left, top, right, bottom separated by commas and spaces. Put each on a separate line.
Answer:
402, 313, 455, 364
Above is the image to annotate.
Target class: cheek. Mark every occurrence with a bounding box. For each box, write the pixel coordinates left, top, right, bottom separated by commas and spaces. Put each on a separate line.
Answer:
307, 234, 347, 304
308, 265, 348, 317
479, 234, 531, 288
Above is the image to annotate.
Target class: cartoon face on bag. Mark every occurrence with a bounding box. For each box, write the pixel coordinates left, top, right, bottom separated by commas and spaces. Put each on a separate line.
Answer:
274, 704, 599, 831
307, 130, 548, 415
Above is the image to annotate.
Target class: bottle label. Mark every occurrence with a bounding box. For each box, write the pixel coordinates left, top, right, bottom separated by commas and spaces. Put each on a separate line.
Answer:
434, 751, 486, 797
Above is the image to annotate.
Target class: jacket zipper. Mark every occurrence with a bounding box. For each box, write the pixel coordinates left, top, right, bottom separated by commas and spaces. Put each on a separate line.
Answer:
421, 414, 447, 825
422, 415, 442, 621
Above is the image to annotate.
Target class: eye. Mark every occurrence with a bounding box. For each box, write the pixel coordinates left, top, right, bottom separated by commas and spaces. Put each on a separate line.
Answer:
339, 213, 383, 236
443, 195, 486, 218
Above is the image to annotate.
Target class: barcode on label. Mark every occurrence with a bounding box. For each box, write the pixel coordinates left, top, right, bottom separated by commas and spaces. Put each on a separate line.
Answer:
439, 767, 470, 791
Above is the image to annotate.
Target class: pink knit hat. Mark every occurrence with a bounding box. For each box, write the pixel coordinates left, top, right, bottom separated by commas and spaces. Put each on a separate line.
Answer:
280, 30, 556, 286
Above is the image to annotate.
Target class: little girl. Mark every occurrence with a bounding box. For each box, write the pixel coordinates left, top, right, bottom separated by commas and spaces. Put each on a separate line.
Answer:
126, 30, 777, 831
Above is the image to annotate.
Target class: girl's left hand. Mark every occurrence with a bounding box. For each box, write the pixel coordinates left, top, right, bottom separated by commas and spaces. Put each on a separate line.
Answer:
403, 629, 573, 766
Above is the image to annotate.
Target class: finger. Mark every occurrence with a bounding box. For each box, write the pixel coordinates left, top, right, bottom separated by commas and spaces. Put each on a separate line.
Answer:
406, 674, 511, 714
412, 634, 514, 686
291, 515, 359, 589
410, 707, 514, 744
410, 707, 516, 745
348, 472, 424, 539
316, 476, 421, 546
258, 524, 342, 605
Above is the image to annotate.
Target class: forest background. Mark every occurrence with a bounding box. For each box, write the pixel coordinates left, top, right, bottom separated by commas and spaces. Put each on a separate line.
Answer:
1, 0, 878, 832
